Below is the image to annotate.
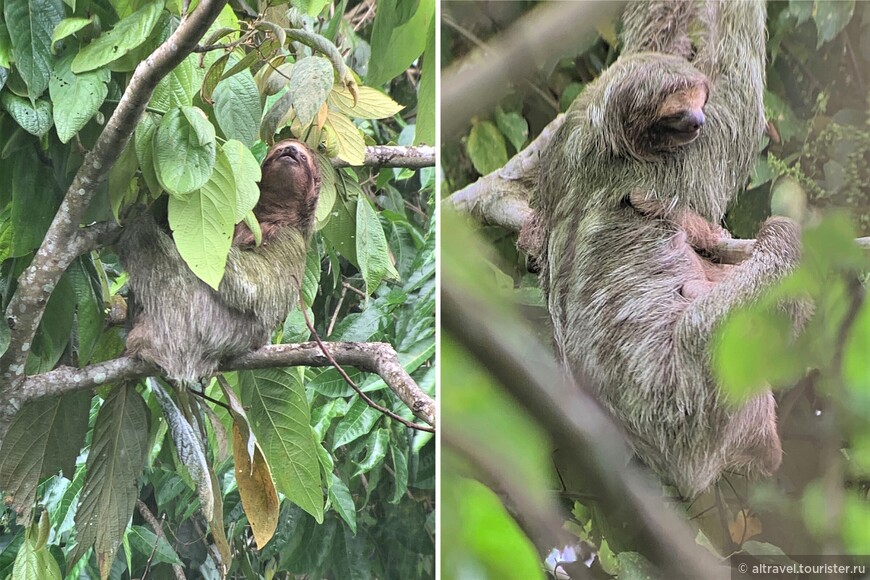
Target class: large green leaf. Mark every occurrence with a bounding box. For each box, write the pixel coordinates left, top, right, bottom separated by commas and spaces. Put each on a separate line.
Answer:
288, 56, 333, 126
213, 67, 261, 147
154, 106, 217, 197
3, 0, 63, 98
0, 391, 90, 522
328, 474, 356, 534
240, 368, 324, 523
467, 119, 508, 176
167, 147, 236, 289
150, 52, 202, 111
414, 17, 435, 145
27, 272, 75, 374
10, 148, 57, 256
332, 396, 379, 448
314, 153, 337, 229
321, 195, 358, 267
134, 112, 162, 196
49, 52, 109, 143
366, 0, 434, 87
220, 139, 261, 222
1, 92, 53, 137
356, 197, 400, 294
71, 385, 149, 577
71, 2, 164, 73
68, 256, 105, 365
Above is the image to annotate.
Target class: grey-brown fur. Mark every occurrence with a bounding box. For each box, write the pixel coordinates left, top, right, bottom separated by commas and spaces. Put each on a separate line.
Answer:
529, 0, 801, 496
118, 140, 319, 384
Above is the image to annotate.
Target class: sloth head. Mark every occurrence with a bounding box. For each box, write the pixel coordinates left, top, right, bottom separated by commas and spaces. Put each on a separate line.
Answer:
593, 53, 710, 161
256, 139, 322, 236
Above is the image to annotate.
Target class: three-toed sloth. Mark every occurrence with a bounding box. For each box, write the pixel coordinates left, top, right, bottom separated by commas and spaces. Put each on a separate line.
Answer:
527, 0, 803, 496
118, 140, 321, 384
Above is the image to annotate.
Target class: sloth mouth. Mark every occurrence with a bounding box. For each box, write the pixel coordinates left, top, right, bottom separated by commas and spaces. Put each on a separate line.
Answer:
278, 146, 302, 164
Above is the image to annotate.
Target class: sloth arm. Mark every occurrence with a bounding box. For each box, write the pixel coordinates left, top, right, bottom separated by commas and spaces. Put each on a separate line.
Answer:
674, 218, 799, 353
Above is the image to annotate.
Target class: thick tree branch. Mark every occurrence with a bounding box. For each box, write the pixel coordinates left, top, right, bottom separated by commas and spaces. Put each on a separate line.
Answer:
19, 342, 436, 427
331, 145, 435, 169
442, 279, 724, 580
0, 0, 229, 386
442, 2, 625, 140
445, 115, 564, 231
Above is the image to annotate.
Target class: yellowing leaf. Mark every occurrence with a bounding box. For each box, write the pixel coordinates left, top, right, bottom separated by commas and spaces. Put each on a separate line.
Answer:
233, 423, 279, 549
328, 84, 403, 120
323, 110, 365, 165
729, 509, 763, 544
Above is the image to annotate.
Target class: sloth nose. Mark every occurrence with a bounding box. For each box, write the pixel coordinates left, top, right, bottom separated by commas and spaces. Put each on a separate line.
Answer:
685, 109, 705, 130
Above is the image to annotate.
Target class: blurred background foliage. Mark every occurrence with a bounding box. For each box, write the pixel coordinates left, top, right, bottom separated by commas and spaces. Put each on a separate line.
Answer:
441, 1, 870, 578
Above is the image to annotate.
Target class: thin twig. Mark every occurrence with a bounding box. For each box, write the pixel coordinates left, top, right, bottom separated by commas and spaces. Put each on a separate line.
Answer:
327, 286, 348, 337
296, 278, 435, 433
136, 500, 186, 580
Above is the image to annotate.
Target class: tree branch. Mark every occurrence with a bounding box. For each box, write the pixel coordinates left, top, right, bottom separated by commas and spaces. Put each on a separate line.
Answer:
0, 0, 229, 387
19, 342, 436, 427
442, 278, 724, 580
331, 145, 435, 169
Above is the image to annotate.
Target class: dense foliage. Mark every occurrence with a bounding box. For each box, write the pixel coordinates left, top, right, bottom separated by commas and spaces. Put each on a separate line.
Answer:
0, 0, 435, 578
441, 2, 870, 578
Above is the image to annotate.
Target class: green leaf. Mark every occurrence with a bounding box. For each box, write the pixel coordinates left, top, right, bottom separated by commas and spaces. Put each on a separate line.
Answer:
328, 84, 403, 120
366, 0, 434, 87
813, 0, 854, 47
1, 92, 53, 137
356, 197, 400, 294
354, 428, 389, 476
71, 2, 164, 73
12, 518, 62, 580
220, 139, 261, 222
71, 385, 149, 576
442, 477, 544, 580
214, 67, 261, 147
167, 143, 237, 290
68, 256, 104, 365
302, 241, 322, 308
328, 474, 357, 534
10, 148, 58, 256
713, 308, 805, 400
51, 17, 93, 51
27, 273, 75, 375
49, 52, 109, 143
127, 526, 183, 565
467, 119, 508, 176
134, 112, 162, 196
333, 396, 379, 448
154, 106, 217, 197
414, 18, 435, 145
4, 0, 63, 98
321, 195, 359, 267
240, 368, 324, 523
308, 368, 360, 397
389, 445, 409, 504
495, 108, 529, 153
289, 56, 334, 126
290, 0, 330, 17
314, 153, 337, 229
151, 52, 202, 110
0, 392, 90, 522
844, 298, 870, 393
